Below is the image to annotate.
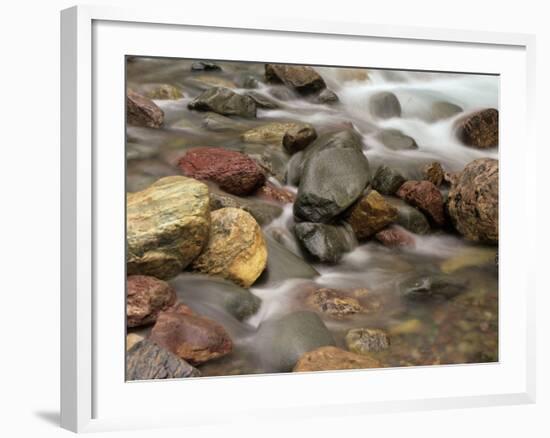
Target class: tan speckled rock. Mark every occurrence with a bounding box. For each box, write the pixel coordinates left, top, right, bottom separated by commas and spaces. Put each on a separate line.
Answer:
447, 158, 498, 243
191, 208, 267, 287
456, 108, 498, 149
127, 176, 210, 280
241, 122, 317, 154
126, 333, 144, 351
293, 346, 382, 372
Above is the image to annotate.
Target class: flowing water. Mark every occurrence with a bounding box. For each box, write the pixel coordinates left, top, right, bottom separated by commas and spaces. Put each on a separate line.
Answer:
127, 58, 499, 376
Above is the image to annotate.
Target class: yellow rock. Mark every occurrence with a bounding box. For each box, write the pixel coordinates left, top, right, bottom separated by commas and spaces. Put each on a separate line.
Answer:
389, 319, 424, 336
440, 247, 496, 274
191, 207, 268, 287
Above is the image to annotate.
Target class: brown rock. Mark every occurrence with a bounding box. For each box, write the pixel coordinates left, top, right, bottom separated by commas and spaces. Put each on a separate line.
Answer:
241, 122, 317, 154
447, 158, 498, 243
375, 226, 415, 248
126, 275, 177, 328
345, 190, 398, 239
345, 328, 390, 353
126, 89, 164, 128
254, 182, 296, 204
150, 307, 233, 365
456, 108, 499, 149
396, 180, 445, 226
191, 208, 268, 287
265, 64, 326, 95
293, 346, 382, 372
178, 147, 266, 196
423, 162, 445, 186
305, 287, 363, 319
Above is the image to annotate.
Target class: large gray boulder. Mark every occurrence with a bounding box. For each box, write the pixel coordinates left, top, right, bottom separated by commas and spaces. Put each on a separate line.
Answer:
294, 222, 357, 263
294, 130, 370, 222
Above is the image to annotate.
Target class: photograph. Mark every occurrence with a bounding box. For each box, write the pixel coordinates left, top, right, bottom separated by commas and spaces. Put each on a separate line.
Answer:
125, 57, 499, 380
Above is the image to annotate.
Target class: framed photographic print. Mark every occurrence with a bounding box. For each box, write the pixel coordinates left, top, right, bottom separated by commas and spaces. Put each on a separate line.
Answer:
61, 5, 536, 433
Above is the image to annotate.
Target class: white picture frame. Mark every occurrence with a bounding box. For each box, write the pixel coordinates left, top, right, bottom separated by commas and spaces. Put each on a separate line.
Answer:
60, 4, 536, 433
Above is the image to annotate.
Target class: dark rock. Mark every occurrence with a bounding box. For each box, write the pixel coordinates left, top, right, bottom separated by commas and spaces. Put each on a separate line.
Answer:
127, 90, 164, 128
256, 311, 335, 372
385, 197, 431, 235
127, 275, 177, 328
191, 61, 221, 71
178, 147, 266, 196
456, 108, 499, 149
423, 162, 445, 186
396, 180, 445, 226
201, 112, 247, 132
371, 165, 406, 195
369, 92, 401, 119
400, 274, 467, 301
345, 190, 398, 239
316, 89, 339, 104
294, 130, 370, 222
345, 328, 390, 353
210, 190, 283, 225
447, 158, 498, 243
150, 306, 233, 365
376, 129, 417, 150
293, 346, 381, 372
126, 339, 200, 380
242, 75, 260, 89
285, 150, 305, 185
294, 222, 357, 263
431, 101, 463, 121
245, 91, 280, 109
375, 225, 415, 248
187, 87, 256, 118
265, 64, 326, 95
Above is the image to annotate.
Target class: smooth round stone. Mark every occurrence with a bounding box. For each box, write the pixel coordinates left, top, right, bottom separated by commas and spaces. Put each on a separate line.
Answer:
345, 328, 390, 354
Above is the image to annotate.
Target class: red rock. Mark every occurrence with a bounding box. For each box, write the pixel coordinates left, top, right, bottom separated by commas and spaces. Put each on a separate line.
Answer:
375, 226, 415, 248
126, 275, 177, 328
396, 180, 445, 226
149, 308, 233, 365
126, 90, 164, 128
178, 147, 266, 196
254, 182, 296, 204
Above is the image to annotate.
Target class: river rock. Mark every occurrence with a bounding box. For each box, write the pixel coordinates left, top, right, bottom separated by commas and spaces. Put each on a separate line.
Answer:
305, 287, 363, 319
126, 333, 144, 351
191, 75, 238, 90
294, 130, 370, 222
293, 346, 381, 372
191, 208, 267, 287
345, 190, 398, 239
242, 122, 317, 154
191, 61, 221, 71
345, 328, 390, 353
201, 112, 247, 132
385, 197, 431, 234
256, 311, 335, 372
127, 90, 164, 128
178, 147, 266, 196
369, 92, 401, 119
431, 101, 462, 121
400, 273, 467, 301
376, 128, 417, 150
142, 83, 183, 100
371, 165, 406, 195
187, 87, 256, 118
396, 180, 445, 226
374, 225, 415, 248
242, 75, 260, 89
447, 158, 498, 243
440, 247, 497, 274
210, 189, 282, 225
256, 236, 319, 286
127, 176, 210, 279
294, 222, 357, 263
150, 306, 233, 365
456, 108, 499, 149
265, 64, 326, 95
126, 339, 200, 380
285, 150, 305, 185
127, 275, 177, 327
171, 274, 261, 321
245, 91, 280, 109
423, 162, 445, 186
254, 182, 296, 204
316, 89, 339, 104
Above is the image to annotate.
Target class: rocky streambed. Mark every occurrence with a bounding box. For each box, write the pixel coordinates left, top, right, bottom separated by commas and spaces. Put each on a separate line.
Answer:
125, 58, 499, 380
